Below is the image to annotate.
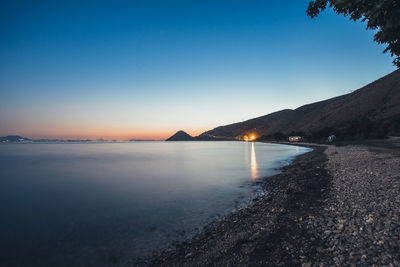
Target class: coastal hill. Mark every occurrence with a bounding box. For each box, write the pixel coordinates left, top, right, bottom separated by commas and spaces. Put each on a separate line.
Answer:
165, 131, 234, 141
195, 69, 400, 141
166, 130, 194, 141
0, 135, 31, 142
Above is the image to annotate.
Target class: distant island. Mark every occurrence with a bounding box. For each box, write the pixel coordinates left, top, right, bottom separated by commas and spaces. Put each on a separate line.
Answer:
0, 135, 32, 143
167, 69, 400, 142
0, 136, 95, 143
0, 136, 142, 143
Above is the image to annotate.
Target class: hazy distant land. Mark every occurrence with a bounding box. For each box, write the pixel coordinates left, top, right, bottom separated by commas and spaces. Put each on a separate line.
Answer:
0, 136, 159, 143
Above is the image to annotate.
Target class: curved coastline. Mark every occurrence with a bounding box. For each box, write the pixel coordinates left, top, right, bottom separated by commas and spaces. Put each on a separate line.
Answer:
143, 141, 400, 266
140, 143, 325, 265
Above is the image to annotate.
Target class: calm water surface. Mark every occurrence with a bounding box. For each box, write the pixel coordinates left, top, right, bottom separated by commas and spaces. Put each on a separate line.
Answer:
0, 141, 310, 266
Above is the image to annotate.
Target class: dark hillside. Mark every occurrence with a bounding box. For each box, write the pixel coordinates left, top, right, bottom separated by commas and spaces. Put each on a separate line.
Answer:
199, 70, 400, 141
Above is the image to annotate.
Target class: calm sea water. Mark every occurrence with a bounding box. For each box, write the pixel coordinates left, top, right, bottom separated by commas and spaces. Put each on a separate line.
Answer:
0, 141, 310, 266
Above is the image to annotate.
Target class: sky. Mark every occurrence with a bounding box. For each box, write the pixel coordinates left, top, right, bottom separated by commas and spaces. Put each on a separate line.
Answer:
0, 0, 396, 140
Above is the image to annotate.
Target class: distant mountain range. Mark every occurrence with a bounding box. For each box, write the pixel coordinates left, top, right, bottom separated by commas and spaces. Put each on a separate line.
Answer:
167, 69, 400, 141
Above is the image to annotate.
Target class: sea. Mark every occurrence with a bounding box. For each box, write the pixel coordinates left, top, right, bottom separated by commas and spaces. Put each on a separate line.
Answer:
0, 141, 310, 266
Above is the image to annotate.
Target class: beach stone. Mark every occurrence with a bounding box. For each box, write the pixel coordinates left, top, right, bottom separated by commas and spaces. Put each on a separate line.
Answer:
145, 145, 400, 266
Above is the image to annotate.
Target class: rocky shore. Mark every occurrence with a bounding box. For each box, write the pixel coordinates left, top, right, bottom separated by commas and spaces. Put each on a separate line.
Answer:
141, 144, 400, 266
316, 145, 400, 266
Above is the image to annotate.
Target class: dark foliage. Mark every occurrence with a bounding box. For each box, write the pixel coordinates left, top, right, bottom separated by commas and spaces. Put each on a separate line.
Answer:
273, 132, 287, 141
392, 115, 400, 133
288, 131, 306, 137
347, 117, 373, 138
310, 127, 334, 140
307, 0, 400, 67
259, 132, 287, 141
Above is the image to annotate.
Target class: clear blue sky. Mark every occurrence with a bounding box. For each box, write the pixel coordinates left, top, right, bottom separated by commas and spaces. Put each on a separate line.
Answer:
0, 0, 396, 139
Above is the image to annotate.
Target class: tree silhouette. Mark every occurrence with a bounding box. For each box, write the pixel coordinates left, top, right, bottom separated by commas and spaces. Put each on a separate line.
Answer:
307, 0, 400, 68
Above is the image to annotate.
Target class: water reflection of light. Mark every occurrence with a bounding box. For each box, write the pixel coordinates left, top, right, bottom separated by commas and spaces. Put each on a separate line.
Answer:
251, 142, 258, 180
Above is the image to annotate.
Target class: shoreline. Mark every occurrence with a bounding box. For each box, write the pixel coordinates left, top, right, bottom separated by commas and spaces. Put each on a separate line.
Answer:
141, 144, 329, 265
142, 142, 400, 266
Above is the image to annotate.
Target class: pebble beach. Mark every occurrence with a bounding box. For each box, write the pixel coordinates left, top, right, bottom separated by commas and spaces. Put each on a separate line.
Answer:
143, 144, 400, 266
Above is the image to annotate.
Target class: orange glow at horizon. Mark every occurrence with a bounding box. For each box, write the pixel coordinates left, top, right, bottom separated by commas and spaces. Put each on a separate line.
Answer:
13, 128, 205, 141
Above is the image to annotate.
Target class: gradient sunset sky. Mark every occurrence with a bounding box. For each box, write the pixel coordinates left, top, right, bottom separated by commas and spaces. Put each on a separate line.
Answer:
0, 0, 396, 140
